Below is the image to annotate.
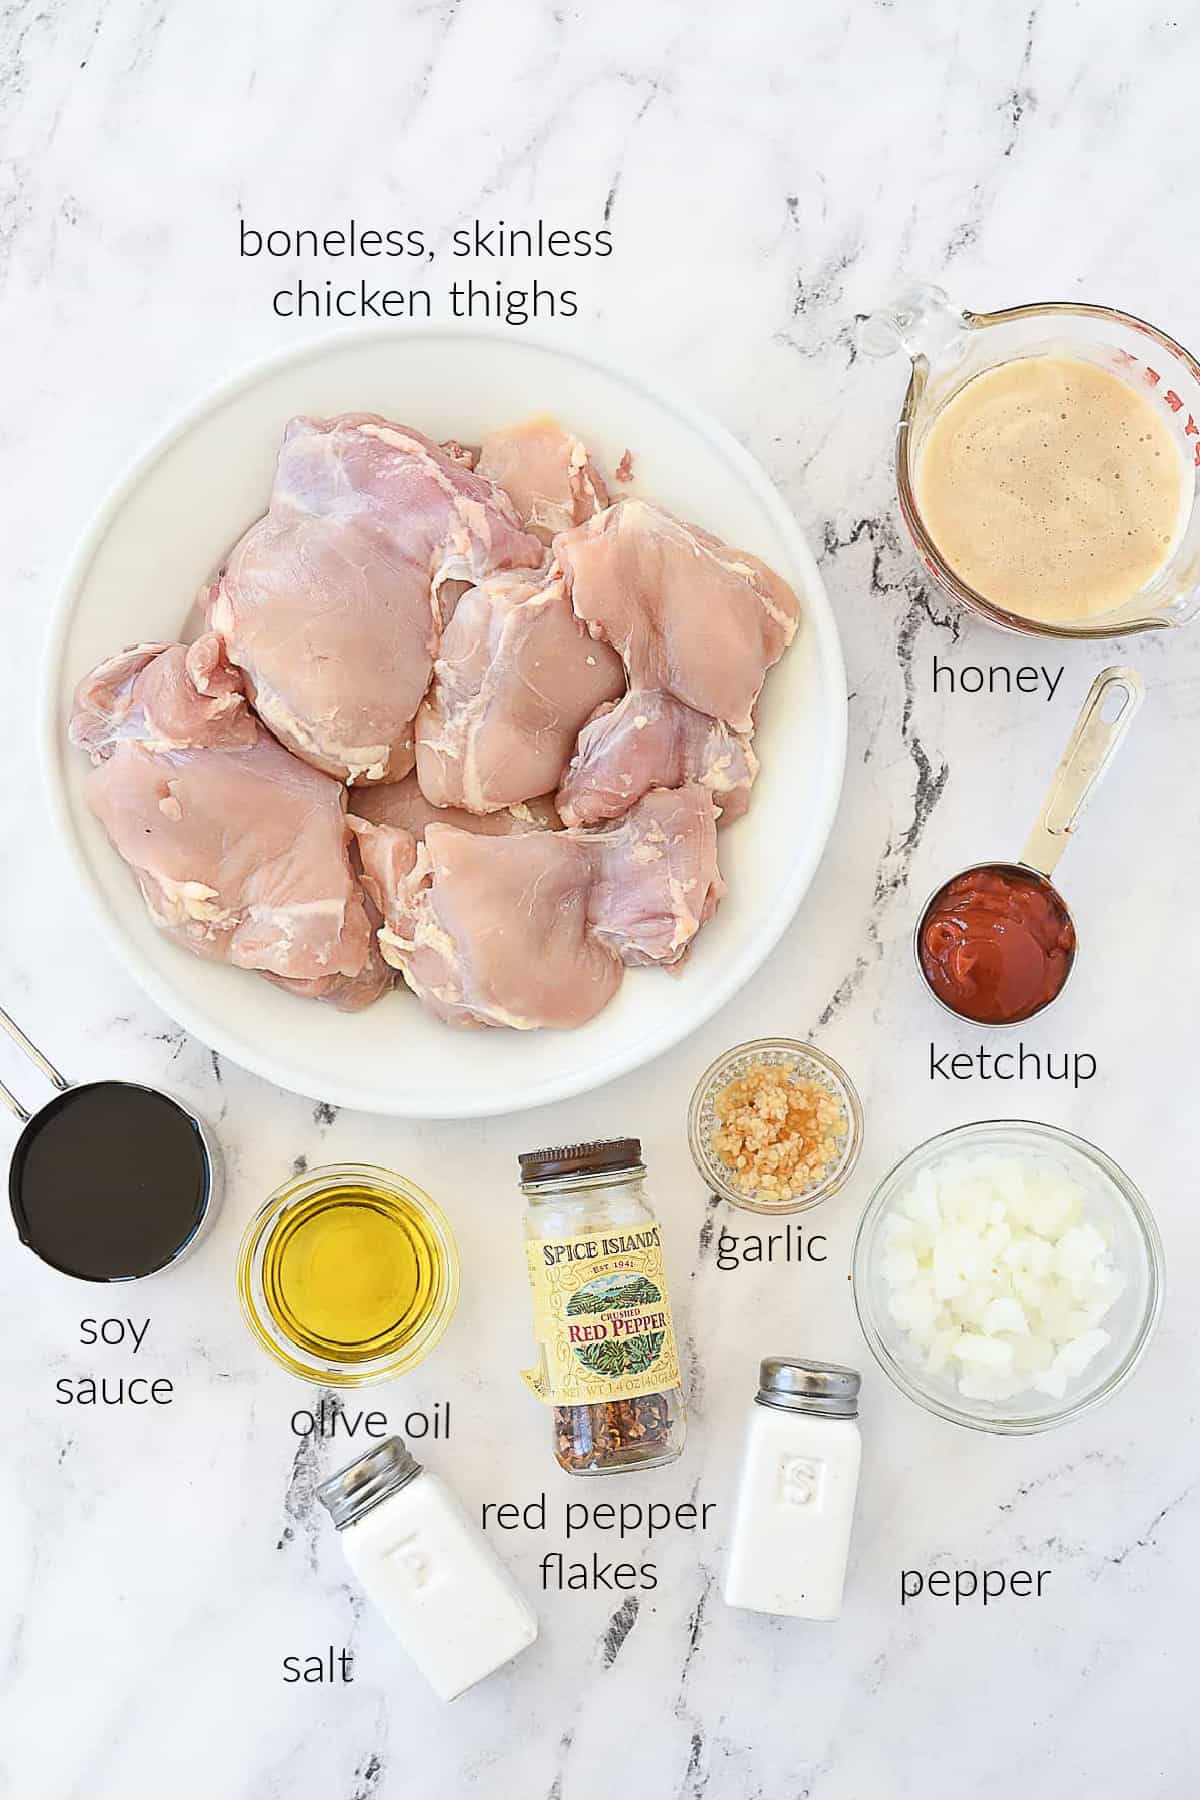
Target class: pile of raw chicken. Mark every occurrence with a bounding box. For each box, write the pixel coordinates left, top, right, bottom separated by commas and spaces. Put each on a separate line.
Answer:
70, 414, 801, 1030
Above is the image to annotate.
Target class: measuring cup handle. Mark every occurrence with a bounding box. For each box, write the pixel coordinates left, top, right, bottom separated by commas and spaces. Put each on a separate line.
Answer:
857, 283, 965, 363
0, 1080, 30, 1123
1019, 668, 1146, 881
0, 1007, 69, 1124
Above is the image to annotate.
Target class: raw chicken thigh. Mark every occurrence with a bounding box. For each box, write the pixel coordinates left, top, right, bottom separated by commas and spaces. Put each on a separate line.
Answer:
557, 690, 757, 828
555, 500, 800, 732
266, 907, 392, 1012
71, 633, 256, 757
205, 414, 543, 784
357, 823, 619, 1030
355, 785, 722, 1029
476, 413, 608, 543
350, 770, 559, 838
586, 786, 725, 968
70, 636, 388, 1008
415, 568, 625, 814
346, 774, 561, 985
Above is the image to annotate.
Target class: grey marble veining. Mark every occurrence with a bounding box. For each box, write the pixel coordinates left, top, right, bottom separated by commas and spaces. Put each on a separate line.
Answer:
2, 3, 1199, 1796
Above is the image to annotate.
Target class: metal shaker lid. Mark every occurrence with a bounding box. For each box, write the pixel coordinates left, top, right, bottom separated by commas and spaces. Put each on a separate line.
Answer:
756, 1356, 861, 1418
317, 1436, 423, 1531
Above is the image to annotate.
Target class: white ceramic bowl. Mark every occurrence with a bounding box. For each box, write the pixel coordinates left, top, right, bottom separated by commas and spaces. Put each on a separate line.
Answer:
44, 327, 847, 1117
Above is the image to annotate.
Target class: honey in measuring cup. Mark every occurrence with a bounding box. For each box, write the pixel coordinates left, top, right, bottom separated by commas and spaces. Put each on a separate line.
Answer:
861, 286, 1200, 637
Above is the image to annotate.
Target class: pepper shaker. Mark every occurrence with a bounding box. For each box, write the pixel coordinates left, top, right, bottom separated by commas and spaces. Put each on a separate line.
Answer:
724, 1357, 862, 1621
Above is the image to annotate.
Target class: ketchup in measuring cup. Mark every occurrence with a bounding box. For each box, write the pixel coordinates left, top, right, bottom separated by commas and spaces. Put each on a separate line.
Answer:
917, 864, 1076, 1027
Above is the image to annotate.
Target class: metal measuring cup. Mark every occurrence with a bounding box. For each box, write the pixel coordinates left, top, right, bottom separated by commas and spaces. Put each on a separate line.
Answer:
2, 1007, 223, 1281
914, 667, 1146, 1025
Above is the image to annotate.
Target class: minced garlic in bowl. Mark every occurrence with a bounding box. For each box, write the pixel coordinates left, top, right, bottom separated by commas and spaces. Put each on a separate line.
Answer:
688, 1039, 864, 1214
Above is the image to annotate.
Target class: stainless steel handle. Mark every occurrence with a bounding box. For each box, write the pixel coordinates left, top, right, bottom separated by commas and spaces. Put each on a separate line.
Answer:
1020, 668, 1146, 881
0, 1007, 69, 1125
0, 1081, 29, 1124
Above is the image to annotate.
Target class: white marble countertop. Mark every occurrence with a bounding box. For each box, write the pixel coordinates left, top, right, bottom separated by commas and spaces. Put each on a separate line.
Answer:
3, 4, 1199, 1796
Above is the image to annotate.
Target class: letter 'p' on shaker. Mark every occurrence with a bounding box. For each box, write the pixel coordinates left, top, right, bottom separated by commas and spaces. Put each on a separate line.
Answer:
724, 1358, 862, 1621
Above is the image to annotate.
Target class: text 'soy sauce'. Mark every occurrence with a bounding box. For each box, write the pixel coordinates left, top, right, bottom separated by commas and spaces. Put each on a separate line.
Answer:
917, 864, 1076, 1025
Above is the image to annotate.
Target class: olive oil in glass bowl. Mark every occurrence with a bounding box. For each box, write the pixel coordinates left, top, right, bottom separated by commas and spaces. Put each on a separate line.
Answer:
237, 1163, 460, 1386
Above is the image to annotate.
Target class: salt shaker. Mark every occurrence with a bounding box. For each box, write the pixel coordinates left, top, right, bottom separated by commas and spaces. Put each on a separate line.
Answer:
317, 1437, 538, 1700
724, 1357, 862, 1621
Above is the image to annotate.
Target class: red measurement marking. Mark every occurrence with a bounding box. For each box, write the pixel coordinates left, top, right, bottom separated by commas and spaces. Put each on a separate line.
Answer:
1186, 415, 1199, 437
1146, 367, 1162, 386
1166, 390, 1184, 412
1114, 349, 1139, 368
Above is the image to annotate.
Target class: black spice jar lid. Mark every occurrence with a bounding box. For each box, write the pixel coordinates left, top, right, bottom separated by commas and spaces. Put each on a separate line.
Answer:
519, 1138, 643, 1184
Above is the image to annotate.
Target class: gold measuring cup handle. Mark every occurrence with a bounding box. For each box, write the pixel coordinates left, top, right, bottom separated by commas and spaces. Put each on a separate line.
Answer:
1019, 668, 1146, 882
0, 1007, 69, 1124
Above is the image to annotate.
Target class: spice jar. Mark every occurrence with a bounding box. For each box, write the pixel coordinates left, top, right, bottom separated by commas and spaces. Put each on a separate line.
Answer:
518, 1138, 686, 1475
724, 1357, 862, 1621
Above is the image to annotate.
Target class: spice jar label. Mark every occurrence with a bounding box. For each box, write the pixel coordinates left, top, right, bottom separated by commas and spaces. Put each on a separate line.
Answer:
521, 1225, 681, 1406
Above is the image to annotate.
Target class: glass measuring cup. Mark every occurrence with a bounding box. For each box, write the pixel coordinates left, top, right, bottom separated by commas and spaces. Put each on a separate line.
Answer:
915, 667, 1145, 1024
861, 285, 1200, 638
2, 1007, 222, 1281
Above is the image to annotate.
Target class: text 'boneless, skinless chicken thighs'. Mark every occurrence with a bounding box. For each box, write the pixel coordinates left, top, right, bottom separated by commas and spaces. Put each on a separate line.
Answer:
204, 414, 544, 784
69, 636, 390, 1009
70, 408, 802, 1031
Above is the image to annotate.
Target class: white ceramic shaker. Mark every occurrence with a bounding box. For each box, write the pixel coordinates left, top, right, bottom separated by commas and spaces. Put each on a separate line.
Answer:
724, 1357, 862, 1621
317, 1437, 538, 1700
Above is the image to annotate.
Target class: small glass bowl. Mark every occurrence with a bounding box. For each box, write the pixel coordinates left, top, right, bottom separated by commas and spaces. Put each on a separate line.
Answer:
687, 1038, 864, 1214
852, 1121, 1164, 1434
237, 1161, 461, 1387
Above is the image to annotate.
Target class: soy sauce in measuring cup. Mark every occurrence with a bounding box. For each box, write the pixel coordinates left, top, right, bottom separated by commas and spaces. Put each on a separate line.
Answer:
3, 1011, 221, 1282
11, 1084, 213, 1280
